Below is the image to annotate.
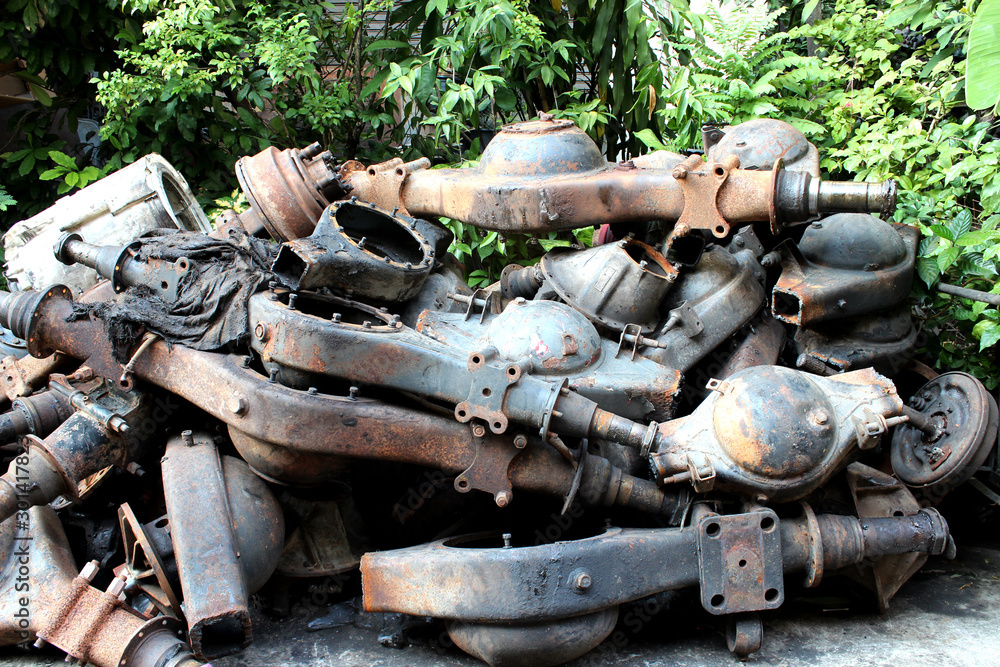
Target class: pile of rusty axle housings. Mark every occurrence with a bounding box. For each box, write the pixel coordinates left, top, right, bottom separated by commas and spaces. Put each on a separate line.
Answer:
0, 116, 996, 667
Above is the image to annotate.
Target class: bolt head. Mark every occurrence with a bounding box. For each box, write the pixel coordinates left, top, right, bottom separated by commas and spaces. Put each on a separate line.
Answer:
495, 491, 510, 508
80, 561, 99, 583
228, 396, 248, 416
809, 409, 830, 426
571, 569, 592, 592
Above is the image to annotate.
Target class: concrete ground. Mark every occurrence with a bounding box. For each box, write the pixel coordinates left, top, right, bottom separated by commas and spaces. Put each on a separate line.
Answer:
5, 542, 996, 667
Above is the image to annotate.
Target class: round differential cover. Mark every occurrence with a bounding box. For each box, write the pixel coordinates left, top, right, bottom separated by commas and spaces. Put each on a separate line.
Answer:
708, 119, 810, 171
486, 300, 601, 374
891, 372, 999, 504
712, 366, 838, 480
479, 118, 607, 177
798, 213, 907, 271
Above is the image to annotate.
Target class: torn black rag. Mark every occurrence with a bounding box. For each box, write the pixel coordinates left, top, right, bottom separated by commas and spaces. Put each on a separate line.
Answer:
72, 230, 276, 361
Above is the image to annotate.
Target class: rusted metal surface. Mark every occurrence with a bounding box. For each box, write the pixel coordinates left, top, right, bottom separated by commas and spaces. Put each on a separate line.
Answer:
446, 608, 620, 667
276, 497, 360, 577
271, 199, 437, 299
416, 298, 683, 421
0, 388, 72, 444
235, 142, 346, 241
161, 431, 284, 659
0, 352, 72, 401
0, 376, 146, 523
0, 506, 201, 667
891, 372, 1000, 505
647, 244, 766, 372
705, 118, 821, 177
55, 233, 192, 302
539, 238, 678, 333
360, 508, 949, 621
772, 216, 917, 327
718, 315, 785, 379
0, 114, 989, 667
794, 303, 918, 374
651, 366, 903, 501
342, 118, 896, 233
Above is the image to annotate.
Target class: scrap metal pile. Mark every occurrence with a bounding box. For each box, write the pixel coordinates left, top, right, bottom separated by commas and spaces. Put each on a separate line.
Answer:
0, 116, 997, 667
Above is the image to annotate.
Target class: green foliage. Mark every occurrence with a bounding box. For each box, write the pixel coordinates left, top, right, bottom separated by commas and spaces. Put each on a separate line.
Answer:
94, 0, 353, 201
965, 0, 1000, 111
37, 151, 110, 195
203, 188, 250, 226
649, 0, 999, 384
367, 0, 700, 161
0, 185, 15, 212
0, 0, 123, 224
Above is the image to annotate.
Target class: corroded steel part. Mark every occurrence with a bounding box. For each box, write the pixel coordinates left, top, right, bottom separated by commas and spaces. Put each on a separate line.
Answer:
718, 315, 786, 379
55, 233, 192, 302
794, 303, 918, 374
271, 199, 436, 300
360, 508, 949, 623
647, 244, 766, 372
0, 378, 146, 524
247, 289, 660, 448
417, 299, 682, 421
705, 118, 820, 176
341, 118, 897, 233
651, 366, 904, 501
0, 506, 202, 667
445, 608, 619, 667
772, 217, 917, 327
3, 153, 211, 295
538, 238, 678, 333
891, 372, 1000, 505
0, 287, 679, 515
161, 432, 284, 660
0, 388, 72, 443
236, 143, 346, 241
0, 352, 73, 401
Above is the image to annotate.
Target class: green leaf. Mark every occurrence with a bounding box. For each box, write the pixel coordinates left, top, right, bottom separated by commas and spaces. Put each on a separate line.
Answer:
929, 224, 955, 242
38, 168, 64, 181
363, 40, 411, 53
950, 208, 974, 238
966, 0, 1000, 110
494, 87, 516, 111
973, 319, 1000, 350
49, 151, 78, 169
956, 230, 998, 247
634, 128, 668, 151
27, 82, 52, 107
937, 247, 961, 272
916, 257, 940, 287
801, 0, 821, 24
538, 238, 572, 250
17, 153, 35, 176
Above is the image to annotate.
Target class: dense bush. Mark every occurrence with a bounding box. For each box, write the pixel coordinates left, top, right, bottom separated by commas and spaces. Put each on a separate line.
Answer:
634, 0, 1000, 385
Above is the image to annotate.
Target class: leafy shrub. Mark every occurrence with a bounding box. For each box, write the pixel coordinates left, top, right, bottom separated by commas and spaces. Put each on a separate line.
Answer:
642, 0, 999, 385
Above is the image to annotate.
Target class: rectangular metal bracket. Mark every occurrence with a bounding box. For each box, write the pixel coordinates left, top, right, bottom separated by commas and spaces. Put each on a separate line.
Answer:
697, 509, 784, 615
